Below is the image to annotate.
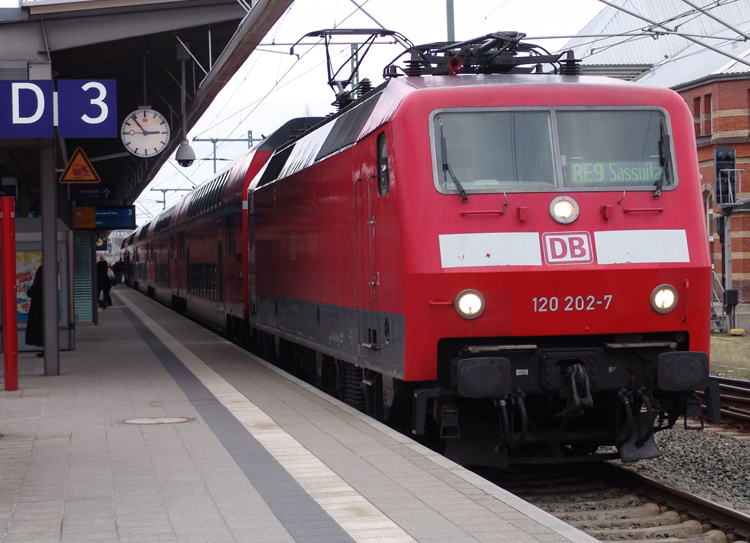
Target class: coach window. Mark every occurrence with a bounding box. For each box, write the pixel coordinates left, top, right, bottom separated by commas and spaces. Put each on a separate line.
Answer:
377, 131, 389, 195
179, 232, 185, 259
225, 215, 234, 256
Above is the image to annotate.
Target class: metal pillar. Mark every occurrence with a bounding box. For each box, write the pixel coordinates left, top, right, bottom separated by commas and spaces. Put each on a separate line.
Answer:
724, 215, 732, 292
447, 0, 455, 42
1, 197, 18, 391
40, 139, 59, 376
193, 131, 260, 173
721, 211, 735, 332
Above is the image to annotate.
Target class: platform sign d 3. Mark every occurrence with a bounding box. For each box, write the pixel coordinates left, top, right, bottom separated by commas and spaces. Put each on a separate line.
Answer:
0, 80, 116, 139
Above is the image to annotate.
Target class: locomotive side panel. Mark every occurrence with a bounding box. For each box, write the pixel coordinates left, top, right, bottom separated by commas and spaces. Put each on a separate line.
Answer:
251, 127, 407, 377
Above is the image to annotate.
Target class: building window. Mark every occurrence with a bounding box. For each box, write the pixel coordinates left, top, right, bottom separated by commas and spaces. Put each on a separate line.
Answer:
703, 94, 712, 135
693, 97, 701, 136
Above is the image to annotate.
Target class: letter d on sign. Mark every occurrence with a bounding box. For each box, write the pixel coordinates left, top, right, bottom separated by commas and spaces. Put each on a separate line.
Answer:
12, 83, 45, 124
0, 80, 53, 138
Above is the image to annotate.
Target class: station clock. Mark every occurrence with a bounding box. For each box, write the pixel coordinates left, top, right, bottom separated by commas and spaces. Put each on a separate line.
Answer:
121, 108, 171, 158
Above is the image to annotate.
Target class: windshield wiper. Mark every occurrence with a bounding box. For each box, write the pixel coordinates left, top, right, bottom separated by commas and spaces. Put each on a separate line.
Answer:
654, 118, 671, 198
439, 119, 468, 202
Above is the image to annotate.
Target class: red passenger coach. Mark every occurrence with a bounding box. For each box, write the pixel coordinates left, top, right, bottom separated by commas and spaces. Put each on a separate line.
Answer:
132, 32, 713, 468
125, 118, 322, 330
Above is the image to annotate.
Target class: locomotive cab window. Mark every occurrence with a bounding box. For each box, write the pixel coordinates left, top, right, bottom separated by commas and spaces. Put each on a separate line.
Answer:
432, 110, 556, 193
431, 108, 675, 194
377, 131, 389, 195
557, 110, 673, 189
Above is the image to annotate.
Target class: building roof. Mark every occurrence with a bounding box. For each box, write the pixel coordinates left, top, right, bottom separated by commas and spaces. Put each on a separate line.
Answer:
563, 0, 750, 88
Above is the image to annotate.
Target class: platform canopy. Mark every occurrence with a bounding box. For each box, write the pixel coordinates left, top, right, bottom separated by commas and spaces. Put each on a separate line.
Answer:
0, 0, 294, 212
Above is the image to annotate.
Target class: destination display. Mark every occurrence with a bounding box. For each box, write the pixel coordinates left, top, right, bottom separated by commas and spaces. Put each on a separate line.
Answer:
567, 161, 663, 185
95, 206, 135, 230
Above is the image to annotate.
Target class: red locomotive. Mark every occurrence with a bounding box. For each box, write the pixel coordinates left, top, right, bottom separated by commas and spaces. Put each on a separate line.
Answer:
125, 32, 713, 467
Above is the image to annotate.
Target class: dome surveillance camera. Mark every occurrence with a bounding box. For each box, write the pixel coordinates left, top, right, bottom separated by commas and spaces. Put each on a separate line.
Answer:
176, 140, 196, 167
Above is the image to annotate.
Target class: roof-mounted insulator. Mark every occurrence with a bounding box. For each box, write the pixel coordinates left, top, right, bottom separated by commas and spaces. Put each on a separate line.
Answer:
334, 92, 355, 111
561, 50, 581, 75
404, 59, 424, 77
358, 78, 372, 96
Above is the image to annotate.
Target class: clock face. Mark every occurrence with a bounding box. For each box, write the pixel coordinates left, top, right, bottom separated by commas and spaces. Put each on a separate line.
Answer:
121, 108, 171, 158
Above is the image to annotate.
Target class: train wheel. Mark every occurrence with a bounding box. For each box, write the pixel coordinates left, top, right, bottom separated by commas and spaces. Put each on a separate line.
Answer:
258, 331, 275, 362
342, 362, 366, 412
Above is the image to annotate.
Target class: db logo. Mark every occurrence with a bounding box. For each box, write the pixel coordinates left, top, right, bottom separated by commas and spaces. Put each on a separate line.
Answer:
542, 232, 594, 265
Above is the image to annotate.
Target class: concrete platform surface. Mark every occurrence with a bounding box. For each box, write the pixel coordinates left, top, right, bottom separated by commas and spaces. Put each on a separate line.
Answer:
0, 286, 597, 543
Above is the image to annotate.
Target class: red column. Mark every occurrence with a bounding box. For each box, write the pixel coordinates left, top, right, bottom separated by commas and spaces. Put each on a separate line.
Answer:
1, 197, 18, 391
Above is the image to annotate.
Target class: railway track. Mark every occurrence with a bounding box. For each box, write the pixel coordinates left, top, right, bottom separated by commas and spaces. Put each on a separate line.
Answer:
701, 376, 750, 424
485, 462, 750, 543
712, 377, 750, 423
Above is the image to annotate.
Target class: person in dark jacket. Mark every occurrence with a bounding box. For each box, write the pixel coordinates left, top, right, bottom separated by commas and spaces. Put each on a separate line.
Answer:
25, 265, 44, 357
113, 259, 125, 283
96, 257, 111, 309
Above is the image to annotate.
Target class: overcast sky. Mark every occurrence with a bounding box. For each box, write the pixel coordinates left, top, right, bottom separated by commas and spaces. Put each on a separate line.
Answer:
2, 0, 604, 221
133, 0, 606, 220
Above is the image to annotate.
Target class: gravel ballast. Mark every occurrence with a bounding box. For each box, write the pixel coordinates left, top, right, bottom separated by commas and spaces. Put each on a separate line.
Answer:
625, 424, 750, 512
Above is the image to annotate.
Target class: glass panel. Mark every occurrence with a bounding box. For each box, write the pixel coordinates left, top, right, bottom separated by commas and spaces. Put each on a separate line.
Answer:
433, 111, 556, 192
557, 110, 669, 188
377, 131, 389, 195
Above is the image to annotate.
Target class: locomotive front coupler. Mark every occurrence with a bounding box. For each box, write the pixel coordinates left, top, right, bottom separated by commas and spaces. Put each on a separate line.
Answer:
554, 363, 594, 420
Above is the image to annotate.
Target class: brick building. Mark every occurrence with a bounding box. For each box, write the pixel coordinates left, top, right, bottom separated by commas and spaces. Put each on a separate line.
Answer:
675, 78, 750, 307
564, 0, 750, 329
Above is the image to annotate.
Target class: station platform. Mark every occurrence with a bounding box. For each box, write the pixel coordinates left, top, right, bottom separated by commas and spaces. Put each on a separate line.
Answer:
0, 285, 596, 543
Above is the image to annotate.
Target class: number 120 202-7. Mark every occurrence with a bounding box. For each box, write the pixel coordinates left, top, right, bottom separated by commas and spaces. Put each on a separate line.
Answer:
533, 295, 613, 312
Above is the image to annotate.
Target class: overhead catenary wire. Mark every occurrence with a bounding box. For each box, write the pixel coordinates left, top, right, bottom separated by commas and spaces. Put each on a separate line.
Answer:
195, 0, 375, 145
678, 0, 750, 42
597, 0, 750, 70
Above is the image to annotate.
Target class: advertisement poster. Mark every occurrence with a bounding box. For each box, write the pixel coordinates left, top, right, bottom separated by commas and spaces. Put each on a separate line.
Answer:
16, 251, 42, 323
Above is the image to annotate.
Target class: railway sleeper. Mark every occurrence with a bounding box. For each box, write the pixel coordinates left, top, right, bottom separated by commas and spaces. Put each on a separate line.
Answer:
614, 530, 727, 543
568, 510, 680, 529
553, 502, 662, 521
532, 491, 638, 508
585, 518, 704, 540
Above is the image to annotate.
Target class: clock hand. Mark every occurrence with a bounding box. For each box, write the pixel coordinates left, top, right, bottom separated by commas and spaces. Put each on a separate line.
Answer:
131, 117, 155, 135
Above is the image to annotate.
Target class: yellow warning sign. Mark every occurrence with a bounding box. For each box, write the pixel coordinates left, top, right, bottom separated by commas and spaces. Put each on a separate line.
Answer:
59, 148, 100, 184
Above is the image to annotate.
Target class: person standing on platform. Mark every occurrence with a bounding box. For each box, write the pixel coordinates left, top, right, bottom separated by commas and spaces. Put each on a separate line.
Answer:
113, 259, 124, 283
96, 256, 111, 309
105, 264, 114, 305
25, 265, 44, 357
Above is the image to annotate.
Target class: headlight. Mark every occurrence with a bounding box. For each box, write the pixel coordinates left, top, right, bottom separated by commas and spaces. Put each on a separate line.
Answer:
550, 196, 579, 224
651, 284, 678, 313
455, 289, 485, 319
